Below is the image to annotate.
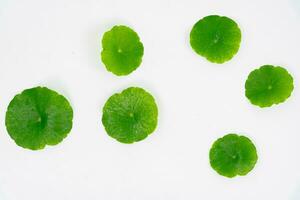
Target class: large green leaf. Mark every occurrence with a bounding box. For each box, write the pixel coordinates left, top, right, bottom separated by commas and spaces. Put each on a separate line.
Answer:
5, 87, 73, 150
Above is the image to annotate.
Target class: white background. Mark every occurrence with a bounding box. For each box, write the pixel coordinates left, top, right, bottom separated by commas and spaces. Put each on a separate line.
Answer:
0, 0, 300, 199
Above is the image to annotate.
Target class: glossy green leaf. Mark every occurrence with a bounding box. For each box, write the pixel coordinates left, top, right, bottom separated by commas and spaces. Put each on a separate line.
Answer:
101, 25, 144, 76
209, 134, 258, 178
5, 87, 73, 150
245, 65, 294, 107
102, 87, 158, 143
190, 15, 241, 63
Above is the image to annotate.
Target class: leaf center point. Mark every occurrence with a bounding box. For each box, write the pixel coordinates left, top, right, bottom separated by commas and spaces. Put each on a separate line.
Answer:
268, 85, 273, 90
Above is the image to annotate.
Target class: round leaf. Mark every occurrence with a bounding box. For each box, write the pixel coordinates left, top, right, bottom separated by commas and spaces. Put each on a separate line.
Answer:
209, 134, 258, 178
190, 15, 241, 64
101, 25, 144, 76
245, 65, 294, 107
5, 87, 73, 150
102, 87, 158, 143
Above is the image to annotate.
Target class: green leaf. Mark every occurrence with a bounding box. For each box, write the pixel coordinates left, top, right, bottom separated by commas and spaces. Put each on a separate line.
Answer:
209, 134, 258, 178
102, 87, 158, 143
101, 25, 144, 76
190, 15, 241, 64
245, 65, 294, 108
5, 87, 73, 150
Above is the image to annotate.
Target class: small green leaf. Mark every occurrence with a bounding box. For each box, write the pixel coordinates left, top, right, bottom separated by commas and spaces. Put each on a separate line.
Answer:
190, 15, 241, 64
209, 134, 258, 178
101, 25, 144, 76
102, 87, 158, 143
5, 87, 73, 150
245, 65, 294, 107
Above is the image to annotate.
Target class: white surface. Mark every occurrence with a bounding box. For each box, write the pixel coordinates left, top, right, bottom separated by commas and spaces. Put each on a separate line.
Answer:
0, 0, 300, 199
